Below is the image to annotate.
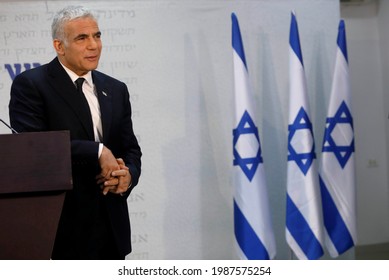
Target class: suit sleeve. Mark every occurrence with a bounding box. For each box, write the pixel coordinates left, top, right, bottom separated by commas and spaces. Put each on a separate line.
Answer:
116, 83, 142, 193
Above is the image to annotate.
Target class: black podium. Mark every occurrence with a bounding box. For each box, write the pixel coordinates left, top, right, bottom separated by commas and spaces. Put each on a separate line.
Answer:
0, 131, 72, 259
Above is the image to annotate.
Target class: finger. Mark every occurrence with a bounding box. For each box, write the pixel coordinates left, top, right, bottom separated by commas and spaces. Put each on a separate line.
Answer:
96, 176, 108, 185
116, 159, 129, 170
102, 185, 116, 195
104, 177, 119, 187
116, 184, 129, 193
96, 178, 104, 185
111, 170, 127, 177
99, 170, 113, 180
97, 174, 116, 185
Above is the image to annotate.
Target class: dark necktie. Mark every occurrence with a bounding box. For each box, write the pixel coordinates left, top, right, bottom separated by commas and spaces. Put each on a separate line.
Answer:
75, 77, 94, 135
75, 78, 90, 110
75, 78, 103, 141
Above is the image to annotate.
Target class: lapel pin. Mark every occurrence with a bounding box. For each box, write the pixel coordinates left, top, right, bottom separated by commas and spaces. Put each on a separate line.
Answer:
102, 91, 107, 96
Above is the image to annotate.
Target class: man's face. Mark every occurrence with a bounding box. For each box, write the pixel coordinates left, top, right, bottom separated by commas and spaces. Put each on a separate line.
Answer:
54, 17, 102, 76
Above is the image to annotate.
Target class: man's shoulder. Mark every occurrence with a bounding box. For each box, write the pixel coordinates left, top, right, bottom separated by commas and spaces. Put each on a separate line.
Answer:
92, 70, 127, 91
92, 70, 124, 84
14, 58, 55, 81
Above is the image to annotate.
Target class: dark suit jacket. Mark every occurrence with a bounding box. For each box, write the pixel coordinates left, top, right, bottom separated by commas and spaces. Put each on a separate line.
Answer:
9, 57, 141, 258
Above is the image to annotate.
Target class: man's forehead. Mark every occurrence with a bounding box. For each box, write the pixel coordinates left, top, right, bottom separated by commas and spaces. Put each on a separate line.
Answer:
66, 17, 100, 33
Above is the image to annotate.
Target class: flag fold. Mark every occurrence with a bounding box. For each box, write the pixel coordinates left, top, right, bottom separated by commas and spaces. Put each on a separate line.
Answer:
319, 19, 357, 257
231, 12, 276, 260
286, 12, 324, 260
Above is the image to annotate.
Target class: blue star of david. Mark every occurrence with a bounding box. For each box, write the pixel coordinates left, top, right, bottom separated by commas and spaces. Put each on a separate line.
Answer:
288, 107, 316, 175
322, 101, 354, 169
233, 110, 263, 182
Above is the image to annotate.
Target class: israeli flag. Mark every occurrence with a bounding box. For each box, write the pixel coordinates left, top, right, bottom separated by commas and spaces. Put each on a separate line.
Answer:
286, 12, 324, 260
231, 12, 276, 260
319, 20, 357, 257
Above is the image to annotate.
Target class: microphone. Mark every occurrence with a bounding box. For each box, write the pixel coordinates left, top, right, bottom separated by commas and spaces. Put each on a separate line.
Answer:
0, 119, 18, 134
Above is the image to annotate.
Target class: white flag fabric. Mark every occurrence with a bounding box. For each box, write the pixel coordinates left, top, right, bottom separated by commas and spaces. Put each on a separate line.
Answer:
319, 20, 357, 257
286, 12, 324, 260
231, 12, 276, 260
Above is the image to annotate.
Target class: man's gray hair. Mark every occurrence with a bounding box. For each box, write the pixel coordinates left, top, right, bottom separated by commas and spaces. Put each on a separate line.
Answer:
51, 6, 97, 42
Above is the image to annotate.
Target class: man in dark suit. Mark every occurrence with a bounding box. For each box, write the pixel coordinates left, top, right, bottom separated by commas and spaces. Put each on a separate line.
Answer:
8, 6, 141, 259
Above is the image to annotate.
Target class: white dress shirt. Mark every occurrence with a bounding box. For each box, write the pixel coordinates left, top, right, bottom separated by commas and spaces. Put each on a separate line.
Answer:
60, 63, 103, 157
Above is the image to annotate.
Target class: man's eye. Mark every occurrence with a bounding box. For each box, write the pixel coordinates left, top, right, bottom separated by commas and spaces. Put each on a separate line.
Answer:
75, 36, 86, 41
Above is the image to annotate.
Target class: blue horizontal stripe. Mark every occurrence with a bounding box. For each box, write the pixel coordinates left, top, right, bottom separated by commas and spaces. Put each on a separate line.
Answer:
234, 200, 270, 260
286, 195, 323, 259
319, 176, 354, 255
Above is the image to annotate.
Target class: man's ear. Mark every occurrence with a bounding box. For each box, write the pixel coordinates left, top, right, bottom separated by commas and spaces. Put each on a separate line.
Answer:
53, 39, 64, 55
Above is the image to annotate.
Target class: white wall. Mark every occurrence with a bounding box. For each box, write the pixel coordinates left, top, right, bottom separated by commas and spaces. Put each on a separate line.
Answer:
2, 0, 372, 260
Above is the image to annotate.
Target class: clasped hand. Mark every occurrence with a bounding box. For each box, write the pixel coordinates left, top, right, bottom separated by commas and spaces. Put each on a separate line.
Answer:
97, 146, 132, 195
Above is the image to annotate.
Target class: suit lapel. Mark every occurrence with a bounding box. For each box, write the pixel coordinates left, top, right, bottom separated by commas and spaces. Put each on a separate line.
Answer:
93, 71, 113, 144
46, 58, 94, 140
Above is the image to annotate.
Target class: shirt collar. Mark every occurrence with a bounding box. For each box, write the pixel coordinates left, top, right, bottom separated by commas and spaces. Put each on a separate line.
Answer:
59, 62, 93, 86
